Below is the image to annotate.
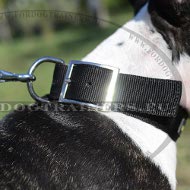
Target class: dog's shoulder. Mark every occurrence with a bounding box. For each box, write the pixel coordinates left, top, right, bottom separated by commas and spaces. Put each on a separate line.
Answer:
0, 105, 171, 190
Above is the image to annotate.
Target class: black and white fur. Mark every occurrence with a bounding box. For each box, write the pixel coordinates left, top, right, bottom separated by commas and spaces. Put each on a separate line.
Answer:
0, 0, 190, 189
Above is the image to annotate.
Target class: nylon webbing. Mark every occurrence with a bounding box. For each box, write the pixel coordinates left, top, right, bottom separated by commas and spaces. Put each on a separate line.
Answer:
114, 74, 182, 117
48, 62, 189, 141
49, 63, 67, 101
124, 106, 188, 141
62, 64, 182, 117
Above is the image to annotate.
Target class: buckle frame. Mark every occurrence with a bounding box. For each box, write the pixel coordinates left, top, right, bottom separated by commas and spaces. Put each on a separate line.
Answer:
59, 61, 120, 111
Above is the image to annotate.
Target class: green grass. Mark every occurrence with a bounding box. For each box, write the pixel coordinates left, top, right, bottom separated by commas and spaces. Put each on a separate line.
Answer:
177, 120, 190, 190
0, 8, 189, 190
0, 7, 132, 110
0, 26, 117, 103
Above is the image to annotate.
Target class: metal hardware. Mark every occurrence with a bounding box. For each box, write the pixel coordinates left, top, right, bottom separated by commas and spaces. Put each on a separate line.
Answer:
0, 58, 119, 108
59, 60, 120, 111
0, 70, 35, 83
27, 56, 65, 103
178, 118, 186, 135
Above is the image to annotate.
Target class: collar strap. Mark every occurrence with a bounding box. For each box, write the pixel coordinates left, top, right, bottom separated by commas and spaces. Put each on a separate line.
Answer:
49, 60, 189, 141
51, 60, 182, 116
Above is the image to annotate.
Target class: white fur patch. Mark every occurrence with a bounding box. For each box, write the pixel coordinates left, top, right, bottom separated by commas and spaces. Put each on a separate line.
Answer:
81, 3, 188, 190
101, 112, 177, 190
175, 54, 190, 112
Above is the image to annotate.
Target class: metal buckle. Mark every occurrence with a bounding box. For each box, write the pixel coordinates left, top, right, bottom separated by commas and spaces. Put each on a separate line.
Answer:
59, 60, 120, 111
177, 118, 187, 135
27, 56, 65, 103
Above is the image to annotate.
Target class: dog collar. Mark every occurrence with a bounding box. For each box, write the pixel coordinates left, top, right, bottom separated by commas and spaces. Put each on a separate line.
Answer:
1, 57, 188, 141
39, 59, 187, 141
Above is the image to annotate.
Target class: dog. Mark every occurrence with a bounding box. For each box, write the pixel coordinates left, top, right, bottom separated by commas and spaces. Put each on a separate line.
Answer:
0, 0, 189, 189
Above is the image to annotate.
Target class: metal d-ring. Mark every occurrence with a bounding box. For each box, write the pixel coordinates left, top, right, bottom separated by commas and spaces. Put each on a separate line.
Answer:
27, 56, 65, 103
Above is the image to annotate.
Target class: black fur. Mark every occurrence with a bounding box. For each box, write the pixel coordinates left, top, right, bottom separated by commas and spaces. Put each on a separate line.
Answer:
0, 104, 171, 189
148, 0, 190, 62
2, 1, 188, 189
130, 0, 190, 62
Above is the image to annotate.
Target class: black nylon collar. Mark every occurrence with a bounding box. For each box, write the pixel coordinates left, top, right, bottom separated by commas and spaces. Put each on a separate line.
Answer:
48, 61, 189, 141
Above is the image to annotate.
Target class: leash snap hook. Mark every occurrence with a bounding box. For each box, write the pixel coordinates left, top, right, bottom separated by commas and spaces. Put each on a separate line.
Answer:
27, 56, 65, 103
0, 70, 35, 83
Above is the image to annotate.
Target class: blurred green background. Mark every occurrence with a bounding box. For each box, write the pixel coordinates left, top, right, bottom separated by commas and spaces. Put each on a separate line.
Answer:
0, 1, 189, 189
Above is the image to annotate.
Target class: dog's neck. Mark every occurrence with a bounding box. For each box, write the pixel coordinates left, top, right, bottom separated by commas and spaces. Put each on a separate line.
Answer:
82, 4, 190, 190
128, 4, 190, 111
134, 4, 190, 112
